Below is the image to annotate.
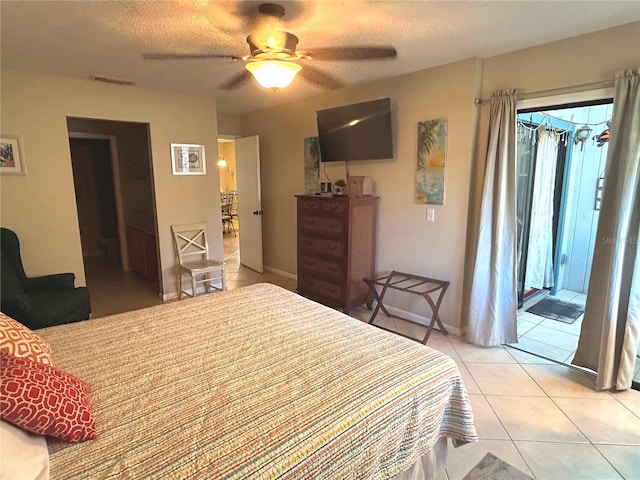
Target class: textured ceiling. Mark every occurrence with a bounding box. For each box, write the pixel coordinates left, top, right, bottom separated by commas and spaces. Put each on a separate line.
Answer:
1, 1, 639, 114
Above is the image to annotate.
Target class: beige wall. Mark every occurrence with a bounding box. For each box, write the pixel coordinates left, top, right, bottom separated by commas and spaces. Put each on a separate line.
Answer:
217, 112, 242, 137
242, 22, 639, 332
0, 70, 222, 298
242, 58, 479, 331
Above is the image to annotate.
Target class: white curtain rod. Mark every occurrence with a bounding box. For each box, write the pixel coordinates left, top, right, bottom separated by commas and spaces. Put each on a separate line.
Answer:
474, 79, 615, 105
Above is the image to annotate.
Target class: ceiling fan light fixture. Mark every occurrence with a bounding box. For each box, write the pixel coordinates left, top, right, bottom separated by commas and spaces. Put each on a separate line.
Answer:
246, 60, 301, 89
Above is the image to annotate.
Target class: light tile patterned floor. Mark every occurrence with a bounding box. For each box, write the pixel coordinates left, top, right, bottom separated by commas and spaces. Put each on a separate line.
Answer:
514, 289, 640, 388
87, 236, 640, 479
514, 289, 585, 364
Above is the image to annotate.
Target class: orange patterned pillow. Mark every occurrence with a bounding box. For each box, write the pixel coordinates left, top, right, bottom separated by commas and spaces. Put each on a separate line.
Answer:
0, 313, 53, 365
0, 353, 96, 442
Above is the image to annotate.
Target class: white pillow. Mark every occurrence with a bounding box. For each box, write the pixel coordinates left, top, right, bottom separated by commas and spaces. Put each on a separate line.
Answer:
0, 420, 50, 480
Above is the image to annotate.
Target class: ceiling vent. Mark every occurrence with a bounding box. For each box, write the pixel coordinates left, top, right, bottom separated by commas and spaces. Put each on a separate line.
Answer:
90, 75, 135, 86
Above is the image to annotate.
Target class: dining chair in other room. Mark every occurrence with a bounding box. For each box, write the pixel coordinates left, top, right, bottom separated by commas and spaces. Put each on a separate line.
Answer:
228, 191, 239, 231
171, 223, 225, 299
221, 193, 236, 236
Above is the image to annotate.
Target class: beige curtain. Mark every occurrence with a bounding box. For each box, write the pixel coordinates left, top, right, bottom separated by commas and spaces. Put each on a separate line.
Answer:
466, 90, 519, 346
572, 68, 640, 391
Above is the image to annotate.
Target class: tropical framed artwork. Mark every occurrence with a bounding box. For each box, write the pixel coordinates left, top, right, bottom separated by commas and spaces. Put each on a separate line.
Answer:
171, 143, 206, 175
415, 118, 447, 205
0, 136, 26, 176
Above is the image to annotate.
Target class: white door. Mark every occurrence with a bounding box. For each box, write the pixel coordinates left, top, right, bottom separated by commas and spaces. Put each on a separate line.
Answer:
235, 135, 264, 273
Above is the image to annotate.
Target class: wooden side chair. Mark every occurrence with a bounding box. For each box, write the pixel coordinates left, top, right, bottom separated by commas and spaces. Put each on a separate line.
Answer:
171, 223, 225, 299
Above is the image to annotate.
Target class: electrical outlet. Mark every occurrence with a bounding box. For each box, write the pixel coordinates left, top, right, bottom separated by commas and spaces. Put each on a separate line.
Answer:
427, 208, 435, 222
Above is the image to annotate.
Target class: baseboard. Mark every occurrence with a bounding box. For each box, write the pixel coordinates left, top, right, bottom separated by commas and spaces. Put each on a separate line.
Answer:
162, 292, 178, 301
263, 265, 297, 281
382, 303, 463, 337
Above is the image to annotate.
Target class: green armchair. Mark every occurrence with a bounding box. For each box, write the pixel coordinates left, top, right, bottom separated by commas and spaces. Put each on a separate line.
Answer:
0, 227, 91, 329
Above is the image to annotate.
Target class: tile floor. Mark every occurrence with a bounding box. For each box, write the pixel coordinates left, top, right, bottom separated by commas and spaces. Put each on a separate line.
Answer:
85, 234, 640, 479
86, 231, 296, 319
513, 289, 587, 365
222, 232, 297, 292
514, 289, 640, 386
84, 255, 163, 318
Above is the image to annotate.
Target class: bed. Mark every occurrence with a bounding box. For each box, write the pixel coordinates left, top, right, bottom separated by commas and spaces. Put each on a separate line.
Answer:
34, 283, 477, 479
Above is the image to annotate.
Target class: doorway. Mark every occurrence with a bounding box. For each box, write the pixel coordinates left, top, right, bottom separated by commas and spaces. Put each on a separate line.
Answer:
512, 99, 613, 366
69, 137, 122, 264
218, 138, 241, 271
217, 135, 264, 276
67, 118, 161, 317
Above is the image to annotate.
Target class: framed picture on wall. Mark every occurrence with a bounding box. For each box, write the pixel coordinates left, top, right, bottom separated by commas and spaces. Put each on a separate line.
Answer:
0, 135, 26, 176
171, 143, 206, 175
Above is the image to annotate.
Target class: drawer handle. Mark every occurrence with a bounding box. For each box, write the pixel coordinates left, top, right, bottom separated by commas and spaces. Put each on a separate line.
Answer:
306, 260, 316, 266
304, 240, 315, 247
328, 245, 337, 251
328, 266, 338, 272
329, 222, 339, 229
305, 219, 315, 226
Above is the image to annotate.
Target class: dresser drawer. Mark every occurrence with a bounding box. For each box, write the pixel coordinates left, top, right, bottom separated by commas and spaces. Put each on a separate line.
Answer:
300, 255, 343, 278
299, 277, 344, 303
299, 235, 343, 258
300, 216, 344, 236
298, 198, 322, 214
321, 201, 347, 216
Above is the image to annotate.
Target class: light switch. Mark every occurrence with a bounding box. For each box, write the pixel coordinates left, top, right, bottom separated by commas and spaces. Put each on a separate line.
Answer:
427, 208, 435, 222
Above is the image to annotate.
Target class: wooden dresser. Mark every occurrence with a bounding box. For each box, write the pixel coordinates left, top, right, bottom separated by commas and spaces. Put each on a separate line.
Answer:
296, 194, 378, 313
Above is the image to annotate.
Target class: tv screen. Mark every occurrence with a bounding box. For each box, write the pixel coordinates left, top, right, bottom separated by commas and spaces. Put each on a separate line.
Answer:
316, 98, 393, 162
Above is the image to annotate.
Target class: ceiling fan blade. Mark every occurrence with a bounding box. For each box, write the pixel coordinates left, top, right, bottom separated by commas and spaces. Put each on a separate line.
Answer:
298, 65, 343, 89
302, 46, 397, 61
219, 70, 253, 90
142, 53, 242, 61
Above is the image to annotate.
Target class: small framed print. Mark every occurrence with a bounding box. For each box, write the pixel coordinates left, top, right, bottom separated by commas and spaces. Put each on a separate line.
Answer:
171, 143, 206, 175
0, 136, 26, 176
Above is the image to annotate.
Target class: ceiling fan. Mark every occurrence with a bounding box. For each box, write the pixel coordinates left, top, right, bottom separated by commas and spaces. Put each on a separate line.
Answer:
142, 3, 397, 90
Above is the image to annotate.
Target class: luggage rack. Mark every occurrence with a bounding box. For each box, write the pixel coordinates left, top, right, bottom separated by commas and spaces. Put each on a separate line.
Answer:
363, 271, 449, 344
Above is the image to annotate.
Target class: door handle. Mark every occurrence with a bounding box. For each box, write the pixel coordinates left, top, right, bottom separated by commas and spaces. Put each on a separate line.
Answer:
252, 210, 264, 216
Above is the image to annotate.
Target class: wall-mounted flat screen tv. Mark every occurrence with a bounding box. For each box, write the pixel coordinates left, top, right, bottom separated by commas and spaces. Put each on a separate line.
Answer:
316, 98, 393, 162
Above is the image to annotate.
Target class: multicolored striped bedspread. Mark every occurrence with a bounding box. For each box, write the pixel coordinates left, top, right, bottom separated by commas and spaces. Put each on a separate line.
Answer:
38, 283, 477, 479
